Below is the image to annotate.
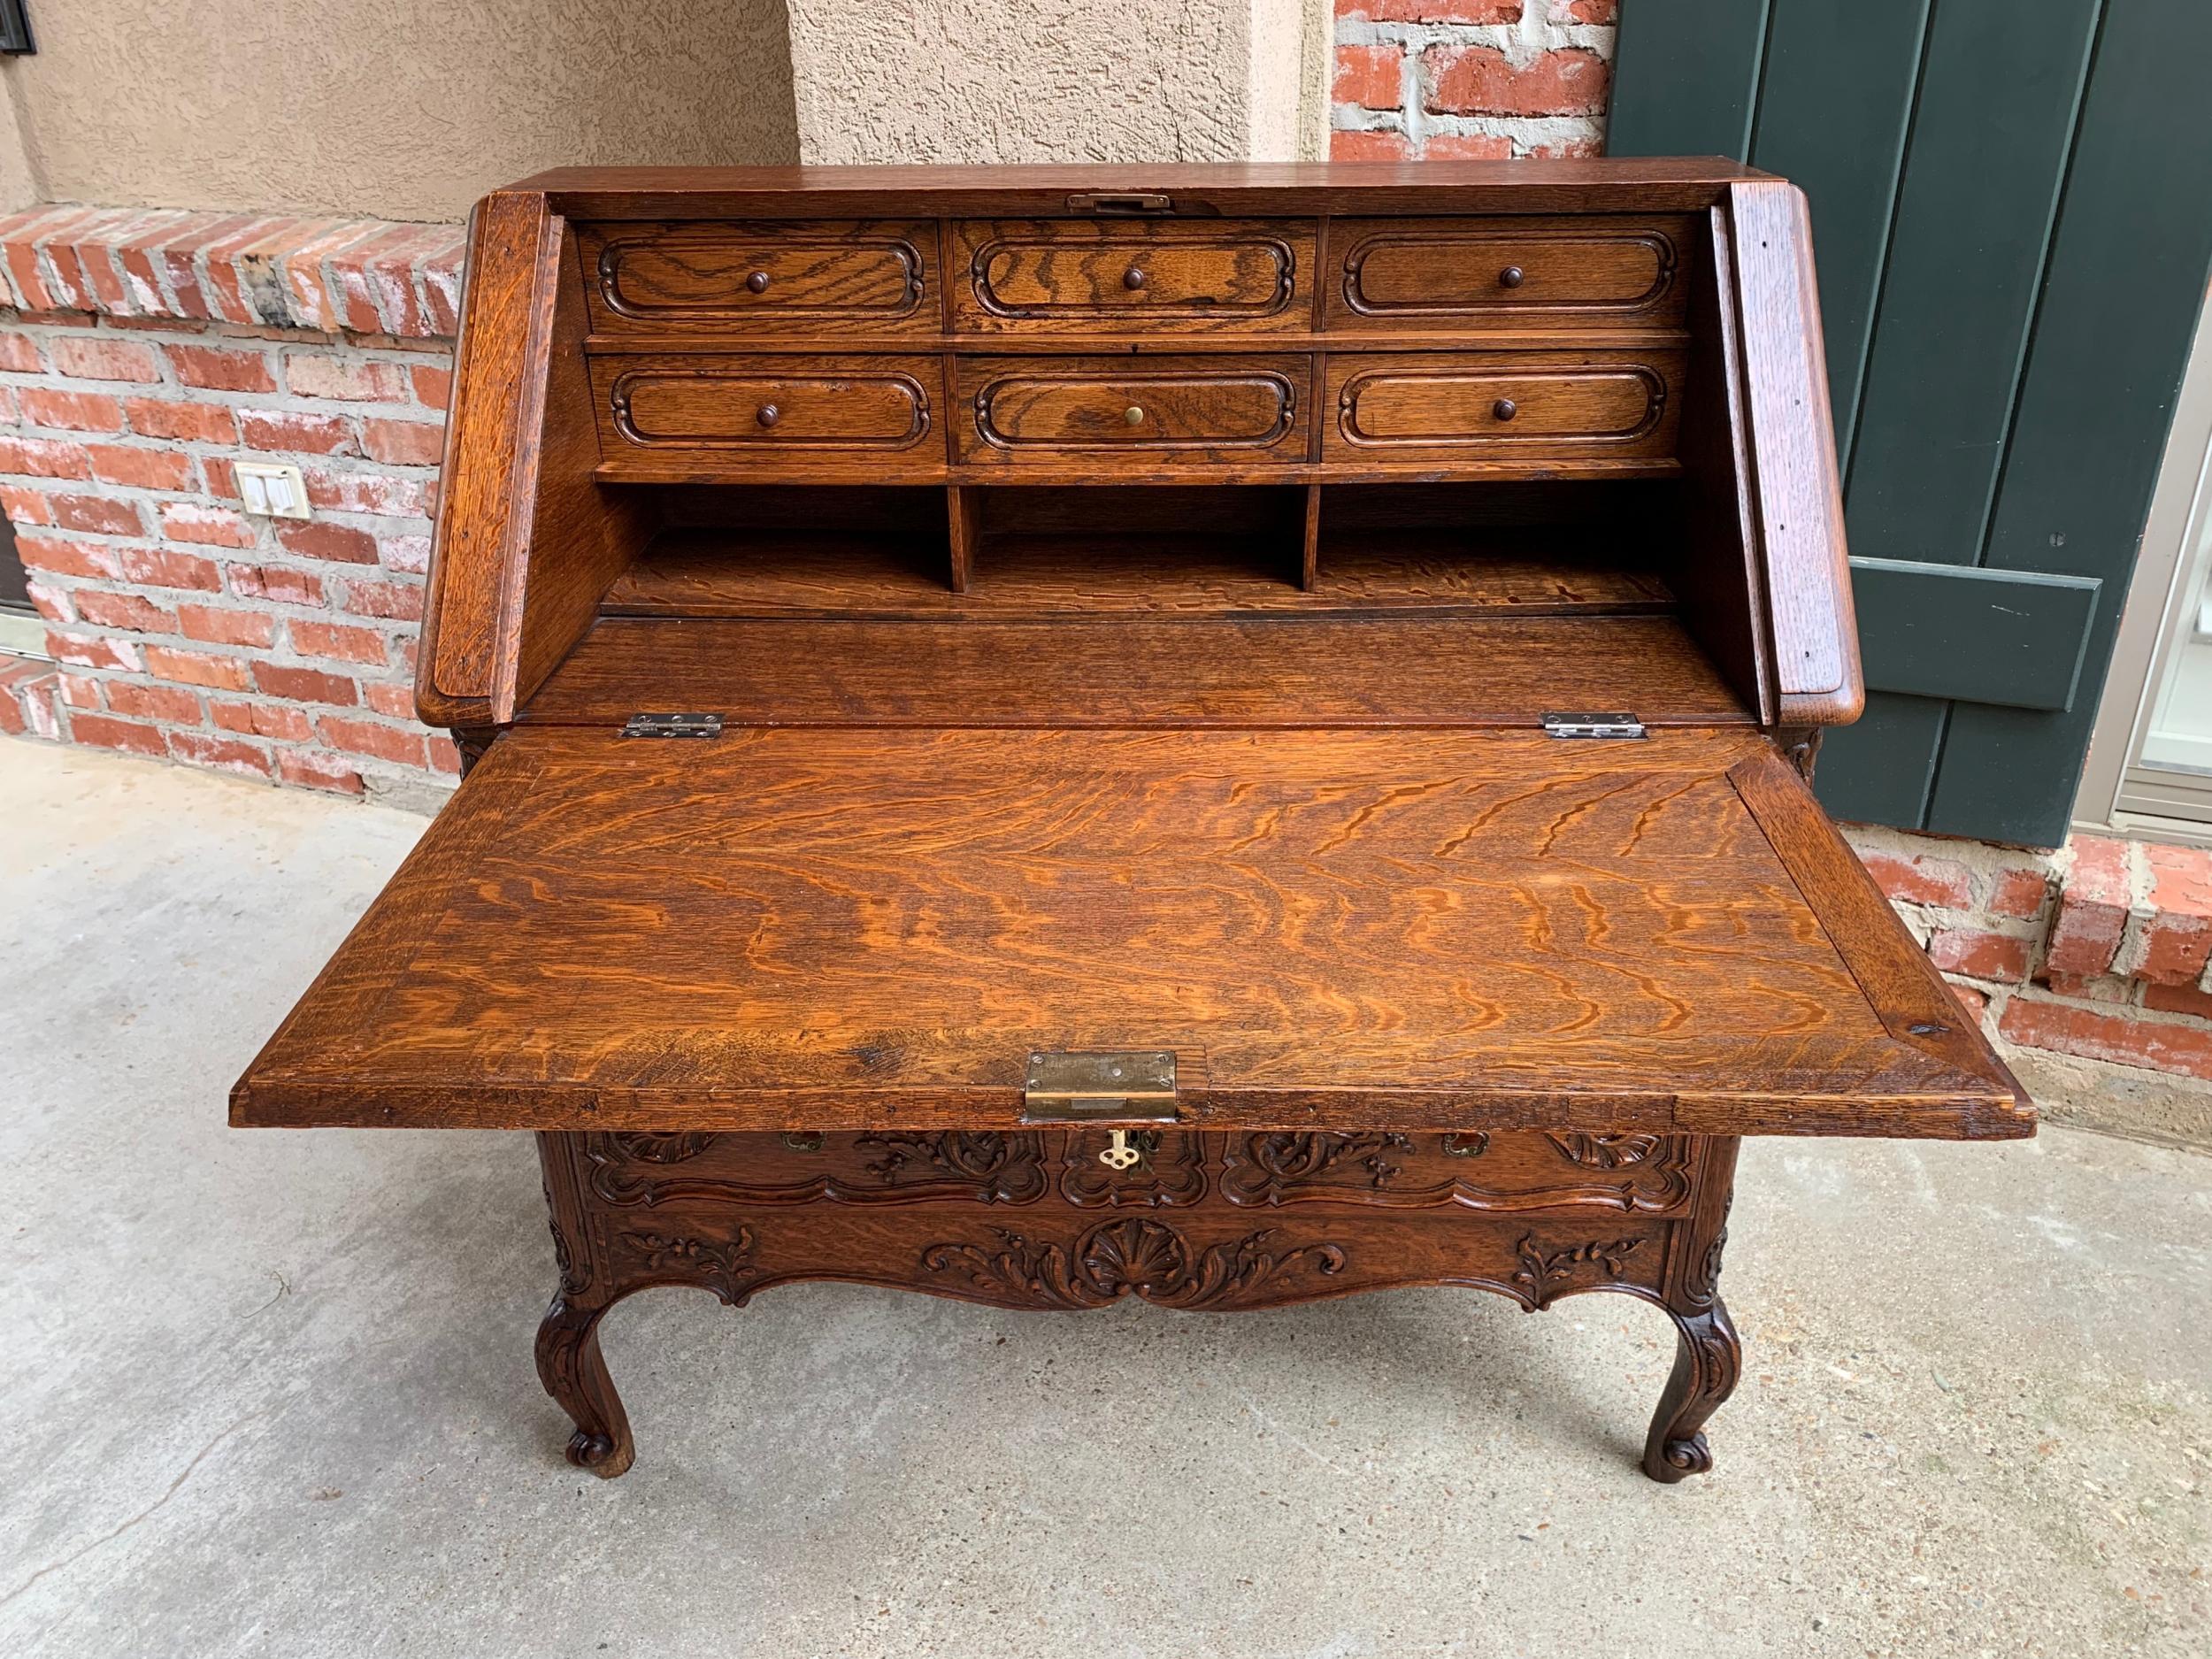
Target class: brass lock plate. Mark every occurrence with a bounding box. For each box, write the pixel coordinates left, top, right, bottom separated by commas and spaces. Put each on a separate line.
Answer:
1022, 1050, 1179, 1122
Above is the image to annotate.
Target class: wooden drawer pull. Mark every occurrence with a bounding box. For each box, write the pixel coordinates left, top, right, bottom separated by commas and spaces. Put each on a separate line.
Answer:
744, 269, 771, 294
1493, 398, 1517, 421
756, 402, 781, 427
1499, 265, 1525, 288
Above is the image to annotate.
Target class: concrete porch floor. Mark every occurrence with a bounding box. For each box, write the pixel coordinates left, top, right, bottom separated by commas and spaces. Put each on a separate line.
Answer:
3, 736, 2208, 1659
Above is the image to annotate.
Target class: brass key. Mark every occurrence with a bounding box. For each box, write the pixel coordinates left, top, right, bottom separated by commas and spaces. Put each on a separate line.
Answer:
1098, 1129, 1142, 1171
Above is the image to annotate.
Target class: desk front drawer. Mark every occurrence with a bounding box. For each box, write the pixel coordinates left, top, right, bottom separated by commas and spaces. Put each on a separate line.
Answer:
954, 219, 1312, 335
957, 354, 1306, 469
580, 220, 936, 337
1219, 1131, 1695, 1212
592, 354, 941, 475
580, 1132, 1054, 1208
1325, 351, 1682, 465
1327, 217, 1693, 334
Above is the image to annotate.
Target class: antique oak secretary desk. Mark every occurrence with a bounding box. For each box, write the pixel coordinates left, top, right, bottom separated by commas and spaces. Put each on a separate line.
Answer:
231, 161, 2032, 1483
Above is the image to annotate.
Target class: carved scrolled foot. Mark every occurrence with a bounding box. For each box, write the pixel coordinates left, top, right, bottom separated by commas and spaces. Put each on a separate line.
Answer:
1641, 1298, 1740, 1483
534, 1296, 634, 1479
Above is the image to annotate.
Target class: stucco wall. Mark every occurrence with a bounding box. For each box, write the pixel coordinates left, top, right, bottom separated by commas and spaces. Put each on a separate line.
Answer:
785, 0, 1325, 165
0, 0, 800, 223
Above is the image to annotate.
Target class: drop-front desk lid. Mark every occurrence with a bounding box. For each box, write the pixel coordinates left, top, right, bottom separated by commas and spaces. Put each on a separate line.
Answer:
231, 723, 2030, 1140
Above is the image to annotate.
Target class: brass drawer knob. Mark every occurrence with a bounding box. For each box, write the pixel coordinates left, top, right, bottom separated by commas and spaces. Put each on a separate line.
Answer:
1123, 265, 1147, 290
745, 270, 771, 294
1123, 404, 1146, 426
1493, 397, 1517, 421
1499, 265, 1525, 288
757, 403, 781, 427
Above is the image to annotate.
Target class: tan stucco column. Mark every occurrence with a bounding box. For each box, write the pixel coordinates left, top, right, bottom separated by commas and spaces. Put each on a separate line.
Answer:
784, 0, 1331, 165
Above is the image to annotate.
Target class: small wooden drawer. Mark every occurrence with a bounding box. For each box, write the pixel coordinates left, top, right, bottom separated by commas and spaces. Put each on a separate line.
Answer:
953, 219, 1313, 334
1218, 1131, 1695, 1212
580, 1131, 1054, 1208
1327, 217, 1693, 334
578, 220, 937, 337
590, 353, 942, 477
957, 353, 1306, 470
1324, 350, 1683, 467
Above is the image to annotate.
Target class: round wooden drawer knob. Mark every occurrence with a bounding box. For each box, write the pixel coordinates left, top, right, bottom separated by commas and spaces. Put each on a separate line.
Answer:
745, 270, 771, 294
1123, 405, 1146, 426
1499, 265, 1525, 288
757, 403, 780, 427
1123, 265, 1147, 290
1493, 398, 1518, 421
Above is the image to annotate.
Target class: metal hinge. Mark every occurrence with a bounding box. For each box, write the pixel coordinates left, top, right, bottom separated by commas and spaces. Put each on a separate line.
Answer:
1022, 1050, 1179, 1122
1541, 710, 1646, 740
621, 712, 722, 739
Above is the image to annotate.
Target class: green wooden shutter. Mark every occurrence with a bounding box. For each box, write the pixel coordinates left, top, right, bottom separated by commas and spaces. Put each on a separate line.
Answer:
1609, 0, 2212, 847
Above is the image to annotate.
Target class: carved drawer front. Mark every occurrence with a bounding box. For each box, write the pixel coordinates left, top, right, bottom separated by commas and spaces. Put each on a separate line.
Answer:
1219, 1131, 1695, 1213
1324, 350, 1683, 467
1326, 217, 1693, 334
580, 1131, 1051, 1208
579, 220, 936, 337
1058, 1127, 1210, 1208
590, 354, 942, 478
957, 353, 1305, 469
953, 219, 1313, 334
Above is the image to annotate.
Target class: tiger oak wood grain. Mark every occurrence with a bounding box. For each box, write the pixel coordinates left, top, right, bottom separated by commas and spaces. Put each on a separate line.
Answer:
232, 726, 2024, 1137
952, 219, 1312, 335
578, 219, 937, 339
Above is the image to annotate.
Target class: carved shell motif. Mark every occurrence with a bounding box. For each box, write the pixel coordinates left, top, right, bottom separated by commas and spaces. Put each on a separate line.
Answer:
923, 1219, 1346, 1310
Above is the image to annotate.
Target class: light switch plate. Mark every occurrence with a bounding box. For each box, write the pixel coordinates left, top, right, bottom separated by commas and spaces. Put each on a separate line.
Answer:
234, 460, 311, 520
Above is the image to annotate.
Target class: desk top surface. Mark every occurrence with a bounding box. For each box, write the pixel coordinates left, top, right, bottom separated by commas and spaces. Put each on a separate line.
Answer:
233, 726, 2028, 1140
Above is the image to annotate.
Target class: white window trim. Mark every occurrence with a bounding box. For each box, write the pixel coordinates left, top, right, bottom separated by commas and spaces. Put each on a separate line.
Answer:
2075, 279, 2212, 848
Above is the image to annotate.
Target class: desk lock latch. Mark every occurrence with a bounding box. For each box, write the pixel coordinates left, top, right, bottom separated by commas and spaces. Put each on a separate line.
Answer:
1022, 1050, 1179, 1123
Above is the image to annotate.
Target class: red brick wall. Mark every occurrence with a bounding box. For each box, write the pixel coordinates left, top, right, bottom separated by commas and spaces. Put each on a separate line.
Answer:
1332, 1, 1616, 161
0, 207, 460, 798
1847, 824, 2212, 1100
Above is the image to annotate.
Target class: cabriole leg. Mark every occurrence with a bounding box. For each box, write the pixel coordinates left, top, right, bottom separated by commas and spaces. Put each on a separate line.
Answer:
535, 1131, 635, 1478
1642, 1298, 1740, 1481
1642, 1133, 1741, 1482
535, 1294, 634, 1478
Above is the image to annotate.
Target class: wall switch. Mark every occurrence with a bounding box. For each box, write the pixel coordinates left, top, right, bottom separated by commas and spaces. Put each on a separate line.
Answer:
234, 460, 311, 519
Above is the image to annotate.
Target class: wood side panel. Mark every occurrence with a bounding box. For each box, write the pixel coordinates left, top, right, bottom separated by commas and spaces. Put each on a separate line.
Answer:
1666, 205, 1773, 723
1727, 181, 1861, 723
233, 726, 2024, 1137
518, 615, 1752, 729
1726, 744, 2031, 1127
419, 192, 547, 726
503, 227, 653, 720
